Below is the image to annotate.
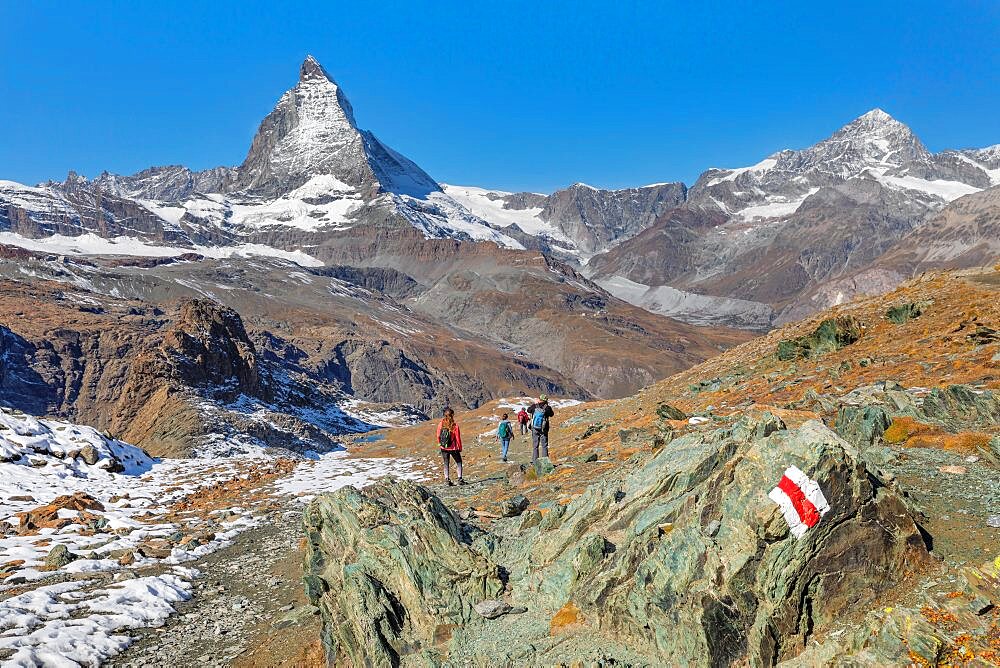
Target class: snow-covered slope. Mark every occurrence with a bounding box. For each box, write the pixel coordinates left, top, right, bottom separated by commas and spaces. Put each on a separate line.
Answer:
0, 405, 423, 665
688, 109, 997, 220
442, 185, 572, 243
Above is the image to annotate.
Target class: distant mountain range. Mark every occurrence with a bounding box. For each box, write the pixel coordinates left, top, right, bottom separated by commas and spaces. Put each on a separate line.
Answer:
3, 56, 997, 334
0, 57, 760, 455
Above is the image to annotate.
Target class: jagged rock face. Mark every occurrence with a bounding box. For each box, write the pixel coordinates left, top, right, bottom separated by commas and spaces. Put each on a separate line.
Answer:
876, 184, 1000, 275
91, 165, 236, 201
537, 182, 687, 253
0, 288, 276, 455
232, 56, 439, 200
0, 176, 191, 243
161, 299, 268, 401
303, 415, 928, 666
318, 338, 571, 412
302, 479, 504, 665
312, 265, 422, 299
448, 181, 689, 254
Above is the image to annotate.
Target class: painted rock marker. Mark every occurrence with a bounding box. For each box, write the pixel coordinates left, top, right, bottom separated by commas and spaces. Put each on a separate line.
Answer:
767, 465, 830, 539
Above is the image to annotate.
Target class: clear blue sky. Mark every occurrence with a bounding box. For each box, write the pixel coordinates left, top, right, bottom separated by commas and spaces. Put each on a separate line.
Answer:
2, 1, 998, 192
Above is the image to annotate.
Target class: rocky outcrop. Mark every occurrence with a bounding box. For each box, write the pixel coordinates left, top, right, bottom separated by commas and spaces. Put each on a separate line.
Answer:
91, 165, 237, 201
303, 479, 503, 665
312, 265, 423, 300
830, 382, 1000, 451
789, 553, 1000, 666
304, 414, 929, 666
162, 299, 269, 401
776, 316, 862, 360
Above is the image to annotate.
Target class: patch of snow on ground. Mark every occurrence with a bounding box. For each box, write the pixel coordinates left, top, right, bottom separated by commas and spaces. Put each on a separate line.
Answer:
0, 572, 192, 666
0, 406, 423, 664
273, 451, 424, 503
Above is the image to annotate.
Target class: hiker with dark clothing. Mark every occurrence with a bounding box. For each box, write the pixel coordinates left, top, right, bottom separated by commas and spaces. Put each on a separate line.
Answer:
437, 407, 465, 486
527, 394, 555, 462
496, 413, 514, 462
516, 407, 530, 436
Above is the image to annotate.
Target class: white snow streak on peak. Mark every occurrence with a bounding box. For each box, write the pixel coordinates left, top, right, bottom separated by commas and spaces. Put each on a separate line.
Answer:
442, 185, 573, 244
707, 157, 779, 186
875, 174, 980, 201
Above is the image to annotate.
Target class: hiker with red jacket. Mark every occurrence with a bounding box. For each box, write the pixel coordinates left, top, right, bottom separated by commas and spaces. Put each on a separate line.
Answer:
436, 407, 466, 486
527, 394, 555, 462
516, 407, 530, 436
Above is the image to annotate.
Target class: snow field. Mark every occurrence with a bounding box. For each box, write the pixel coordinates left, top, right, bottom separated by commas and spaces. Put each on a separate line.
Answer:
0, 408, 425, 666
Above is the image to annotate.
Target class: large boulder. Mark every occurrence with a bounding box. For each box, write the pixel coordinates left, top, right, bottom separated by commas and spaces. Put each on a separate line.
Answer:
302, 478, 503, 666
515, 414, 929, 665
303, 414, 930, 666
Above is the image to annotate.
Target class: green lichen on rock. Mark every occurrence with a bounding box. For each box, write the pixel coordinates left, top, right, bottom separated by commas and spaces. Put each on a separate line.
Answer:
303, 414, 930, 666
656, 402, 687, 421
834, 405, 892, 448
885, 300, 930, 324
777, 316, 862, 361
302, 478, 503, 666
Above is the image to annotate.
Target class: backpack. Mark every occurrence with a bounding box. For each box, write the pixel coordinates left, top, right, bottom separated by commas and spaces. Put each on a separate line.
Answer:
499, 421, 512, 439
438, 424, 452, 449
531, 406, 546, 430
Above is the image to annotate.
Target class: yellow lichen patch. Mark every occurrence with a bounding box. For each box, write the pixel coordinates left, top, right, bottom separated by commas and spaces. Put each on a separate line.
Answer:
907, 431, 993, 453
883, 417, 928, 444
550, 601, 585, 635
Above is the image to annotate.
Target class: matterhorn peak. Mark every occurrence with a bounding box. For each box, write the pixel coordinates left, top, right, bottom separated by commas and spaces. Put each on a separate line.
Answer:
299, 54, 333, 83
858, 107, 894, 122
232, 57, 439, 200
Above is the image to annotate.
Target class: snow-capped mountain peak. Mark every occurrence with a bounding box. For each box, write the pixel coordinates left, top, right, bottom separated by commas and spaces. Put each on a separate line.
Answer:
822, 108, 928, 167
299, 54, 335, 83
686, 107, 991, 221
233, 56, 370, 197
844, 107, 904, 131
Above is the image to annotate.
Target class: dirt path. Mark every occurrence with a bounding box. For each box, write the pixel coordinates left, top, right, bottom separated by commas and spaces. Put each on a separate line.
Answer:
109, 501, 320, 668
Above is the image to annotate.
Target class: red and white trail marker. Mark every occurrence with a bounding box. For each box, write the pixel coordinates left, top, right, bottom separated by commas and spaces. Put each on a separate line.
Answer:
767, 465, 830, 539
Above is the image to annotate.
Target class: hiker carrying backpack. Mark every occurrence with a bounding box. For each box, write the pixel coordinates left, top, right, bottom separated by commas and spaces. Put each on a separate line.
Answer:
517, 408, 530, 435
496, 413, 514, 462
437, 407, 465, 486
527, 395, 555, 462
